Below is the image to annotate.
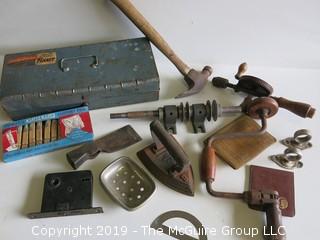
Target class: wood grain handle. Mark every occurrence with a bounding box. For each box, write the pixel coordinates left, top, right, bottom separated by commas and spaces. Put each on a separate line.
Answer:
201, 146, 217, 182
273, 97, 316, 118
150, 120, 190, 172
111, 0, 190, 75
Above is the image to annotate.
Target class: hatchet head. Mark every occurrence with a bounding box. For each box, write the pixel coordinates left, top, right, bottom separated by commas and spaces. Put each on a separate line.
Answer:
175, 66, 213, 98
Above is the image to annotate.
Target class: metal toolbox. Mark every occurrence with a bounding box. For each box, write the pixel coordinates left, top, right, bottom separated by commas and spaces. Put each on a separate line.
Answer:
0, 37, 160, 120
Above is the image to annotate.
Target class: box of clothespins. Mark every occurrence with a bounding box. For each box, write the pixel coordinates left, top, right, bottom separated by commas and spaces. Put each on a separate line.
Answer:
1, 106, 93, 162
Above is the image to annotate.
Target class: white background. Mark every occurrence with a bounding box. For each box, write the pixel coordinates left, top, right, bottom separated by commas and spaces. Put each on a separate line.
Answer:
0, 0, 319, 239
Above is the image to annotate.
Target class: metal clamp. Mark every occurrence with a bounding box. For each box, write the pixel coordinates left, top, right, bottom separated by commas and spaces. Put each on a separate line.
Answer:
281, 129, 312, 150
163, 105, 178, 134
60, 55, 99, 72
270, 147, 303, 170
191, 104, 207, 133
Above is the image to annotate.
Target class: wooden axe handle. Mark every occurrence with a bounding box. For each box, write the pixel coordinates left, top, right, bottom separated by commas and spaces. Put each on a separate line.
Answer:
111, 0, 191, 75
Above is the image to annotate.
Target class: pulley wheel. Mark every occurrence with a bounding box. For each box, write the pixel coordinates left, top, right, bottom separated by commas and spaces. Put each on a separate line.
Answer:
206, 100, 212, 121
211, 100, 218, 121
247, 97, 279, 119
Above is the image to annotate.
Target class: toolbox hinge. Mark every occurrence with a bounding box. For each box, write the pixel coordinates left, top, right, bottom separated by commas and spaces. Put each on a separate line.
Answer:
2, 78, 159, 100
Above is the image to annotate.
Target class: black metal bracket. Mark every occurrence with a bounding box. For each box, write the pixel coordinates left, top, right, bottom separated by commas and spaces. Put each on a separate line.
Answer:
162, 103, 210, 134
163, 105, 178, 134
28, 170, 103, 219
191, 104, 207, 133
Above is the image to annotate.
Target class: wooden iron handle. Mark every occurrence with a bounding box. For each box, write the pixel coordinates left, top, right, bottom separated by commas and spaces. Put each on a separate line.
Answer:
201, 146, 217, 182
110, 0, 190, 75
273, 97, 315, 118
150, 120, 190, 172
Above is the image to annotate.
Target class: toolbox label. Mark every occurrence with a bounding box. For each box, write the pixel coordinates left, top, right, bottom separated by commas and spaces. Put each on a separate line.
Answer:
7, 52, 56, 65
35, 52, 57, 65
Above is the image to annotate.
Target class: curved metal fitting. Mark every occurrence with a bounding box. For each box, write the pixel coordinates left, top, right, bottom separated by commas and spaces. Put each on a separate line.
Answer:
60, 55, 99, 72
281, 129, 312, 150
270, 147, 303, 170
151, 210, 208, 240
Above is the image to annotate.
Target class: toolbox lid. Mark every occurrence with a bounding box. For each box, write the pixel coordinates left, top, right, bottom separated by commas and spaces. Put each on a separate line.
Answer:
0, 37, 159, 99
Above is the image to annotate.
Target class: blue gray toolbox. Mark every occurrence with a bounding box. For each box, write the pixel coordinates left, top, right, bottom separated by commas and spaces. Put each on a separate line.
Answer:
0, 37, 159, 120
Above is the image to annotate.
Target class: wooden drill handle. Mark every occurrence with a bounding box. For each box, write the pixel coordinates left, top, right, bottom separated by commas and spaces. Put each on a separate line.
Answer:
111, 0, 191, 75
201, 146, 217, 182
273, 97, 316, 118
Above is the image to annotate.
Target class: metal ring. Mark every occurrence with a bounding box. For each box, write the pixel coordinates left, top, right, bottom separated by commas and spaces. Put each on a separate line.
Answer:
280, 129, 312, 150
283, 147, 302, 162
270, 147, 303, 169
293, 129, 312, 144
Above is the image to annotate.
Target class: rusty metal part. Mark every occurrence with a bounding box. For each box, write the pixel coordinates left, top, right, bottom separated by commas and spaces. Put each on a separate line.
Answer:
281, 129, 312, 150
110, 0, 212, 98
201, 105, 286, 239
111, 100, 243, 134
110, 97, 277, 133
250, 165, 295, 218
137, 120, 194, 196
36, 122, 43, 145
203, 110, 268, 199
245, 97, 279, 119
28, 122, 36, 147
212, 63, 316, 119
43, 120, 51, 144
151, 210, 208, 240
176, 66, 213, 98
270, 147, 303, 170
202, 102, 277, 197
50, 119, 58, 142
204, 179, 286, 240
66, 125, 141, 169
244, 190, 286, 240
21, 125, 29, 149
203, 101, 279, 187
